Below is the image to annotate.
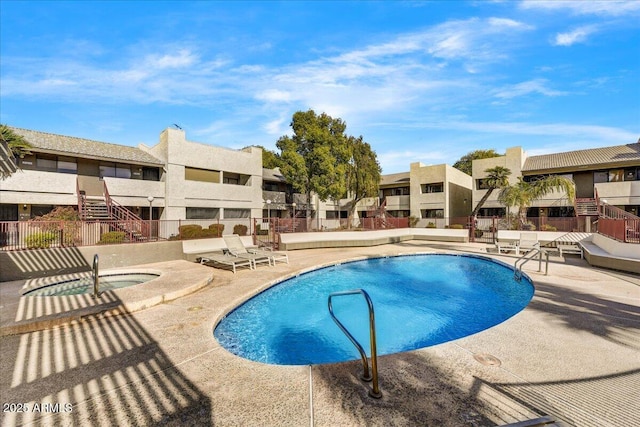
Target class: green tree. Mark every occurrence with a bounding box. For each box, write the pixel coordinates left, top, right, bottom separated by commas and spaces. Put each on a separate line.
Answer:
276, 110, 350, 218
498, 176, 576, 229
1, 125, 32, 179
346, 135, 381, 227
471, 166, 511, 218
453, 149, 502, 176
246, 145, 282, 169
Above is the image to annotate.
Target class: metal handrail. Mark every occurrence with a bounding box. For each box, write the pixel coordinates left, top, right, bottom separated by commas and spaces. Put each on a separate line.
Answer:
328, 289, 382, 398
514, 243, 549, 280
92, 254, 100, 298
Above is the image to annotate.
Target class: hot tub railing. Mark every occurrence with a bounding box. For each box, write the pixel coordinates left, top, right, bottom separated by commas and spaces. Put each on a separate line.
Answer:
328, 289, 382, 398
92, 254, 100, 298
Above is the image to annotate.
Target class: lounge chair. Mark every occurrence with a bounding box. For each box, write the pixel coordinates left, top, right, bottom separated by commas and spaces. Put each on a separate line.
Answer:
222, 234, 273, 268
199, 253, 253, 273
228, 234, 289, 265
519, 232, 539, 253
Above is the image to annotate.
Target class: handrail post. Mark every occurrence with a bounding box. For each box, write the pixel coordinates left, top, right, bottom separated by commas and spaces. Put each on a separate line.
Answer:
92, 254, 100, 299
328, 289, 382, 398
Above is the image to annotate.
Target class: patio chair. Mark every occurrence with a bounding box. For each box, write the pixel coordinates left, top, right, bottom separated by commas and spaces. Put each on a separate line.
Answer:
519, 232, 539, 253
223, 234, 273, 268
199, 253, 253, 274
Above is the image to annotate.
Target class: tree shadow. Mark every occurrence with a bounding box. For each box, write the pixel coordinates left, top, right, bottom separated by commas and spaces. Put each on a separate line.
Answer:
0, 299, 212, 426
526, 281, 640, 349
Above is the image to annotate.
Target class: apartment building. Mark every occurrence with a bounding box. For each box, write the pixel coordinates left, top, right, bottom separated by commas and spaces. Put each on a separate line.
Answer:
472, 144, 640, 218
0, 127, 263, 223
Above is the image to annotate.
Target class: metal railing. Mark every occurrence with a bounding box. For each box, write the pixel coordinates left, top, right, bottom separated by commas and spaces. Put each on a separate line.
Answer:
92, 254, 100, 299
514, 243, 550, 280
328, 289, 382, 399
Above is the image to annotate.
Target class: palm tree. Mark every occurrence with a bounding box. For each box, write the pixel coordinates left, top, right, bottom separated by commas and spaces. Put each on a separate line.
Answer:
471, 166, 511, 218
1, 125, 32, 179
498, 175, 576, 229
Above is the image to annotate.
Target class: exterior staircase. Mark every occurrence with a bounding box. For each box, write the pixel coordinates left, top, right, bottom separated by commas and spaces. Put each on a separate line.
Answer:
77, 178, 151, 242
574, 198, 599, 216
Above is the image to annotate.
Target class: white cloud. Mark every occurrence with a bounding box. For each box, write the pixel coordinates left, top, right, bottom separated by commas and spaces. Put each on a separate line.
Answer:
494, 79, 568, 99
149, 49, 198, 69
554, 26, 597, 46
520, 0, 640, 16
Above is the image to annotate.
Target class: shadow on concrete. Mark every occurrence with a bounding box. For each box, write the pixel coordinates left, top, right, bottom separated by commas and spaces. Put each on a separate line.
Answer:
527, 282, 640, 349
0, 301, 212, 426
0, 247, 90, 282
314, 352, 511, 427
471, 368, 640, 427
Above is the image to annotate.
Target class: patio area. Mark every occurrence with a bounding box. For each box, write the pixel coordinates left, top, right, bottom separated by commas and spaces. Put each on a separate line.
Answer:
0, 241, 638, 426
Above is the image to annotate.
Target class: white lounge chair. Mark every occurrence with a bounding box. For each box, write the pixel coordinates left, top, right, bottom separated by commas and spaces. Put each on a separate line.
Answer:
519, 233, 539, 253
199, 253, 253, 273
223, 234, 273, 268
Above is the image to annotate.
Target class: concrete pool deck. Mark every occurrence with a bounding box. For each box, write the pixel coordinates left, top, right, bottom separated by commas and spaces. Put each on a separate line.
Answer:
0, 241, 638, 426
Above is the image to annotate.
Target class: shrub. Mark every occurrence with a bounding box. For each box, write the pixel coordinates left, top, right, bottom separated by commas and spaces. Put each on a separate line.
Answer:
208, 223, 225, 237
179, 224, 203, 239
540, 224, 557, 232
99, 231, 126, 245
474, 229, 484, 238
408, 216, 419, 228
25, 231, 57, 249
233, 224, 248, 236
426, 222, 436, 228
449, 224, 464, 229
256, 224, 268, 235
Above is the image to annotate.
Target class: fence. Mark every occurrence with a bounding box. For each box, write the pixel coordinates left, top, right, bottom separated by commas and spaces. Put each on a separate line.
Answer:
2, 214, 635, 251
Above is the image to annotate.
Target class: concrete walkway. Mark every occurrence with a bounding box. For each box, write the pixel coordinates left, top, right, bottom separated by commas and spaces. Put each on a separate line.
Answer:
0, 241, 638, 426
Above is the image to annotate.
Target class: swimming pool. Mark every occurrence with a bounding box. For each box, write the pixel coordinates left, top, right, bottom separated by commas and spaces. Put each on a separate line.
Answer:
214, 254, 534, 365
23, 272, 160, 296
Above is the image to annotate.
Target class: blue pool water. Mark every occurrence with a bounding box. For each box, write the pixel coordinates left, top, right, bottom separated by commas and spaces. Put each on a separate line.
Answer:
24, 273, 160, 296
214, 254, 534, 365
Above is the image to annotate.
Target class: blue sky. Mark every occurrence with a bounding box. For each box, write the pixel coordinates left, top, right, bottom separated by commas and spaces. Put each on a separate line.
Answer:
1, 1, 639, 174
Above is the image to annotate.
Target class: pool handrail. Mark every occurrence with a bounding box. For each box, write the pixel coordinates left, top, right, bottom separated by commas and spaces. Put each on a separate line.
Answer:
92, 254, 100, 298
328, 289, 382, 399
514, 243, 550, 280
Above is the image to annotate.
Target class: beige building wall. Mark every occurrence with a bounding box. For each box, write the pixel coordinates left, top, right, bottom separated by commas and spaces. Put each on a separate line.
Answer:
472, 147, 525, 212
409, 163, 472, 227
141, 128, 263, 220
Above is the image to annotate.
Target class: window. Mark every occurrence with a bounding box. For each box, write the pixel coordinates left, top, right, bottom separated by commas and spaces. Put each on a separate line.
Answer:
421, 183, 444, 193
263, 182, 281, 192
185, 167, 220, 183
115, 164, 131, 179
142, 167, 160, 181
624, 168, 638, 181
99, 163, 116, 178
326, 210, 347, 219
593, 171, 608, 183
57, 157, 77, 174
36, 155, 57, 171
608, 169, 624, 182
186, 207, 220, 219
224, 208, 250, 219
476, 179, 490, 190
421, 209, 443, 218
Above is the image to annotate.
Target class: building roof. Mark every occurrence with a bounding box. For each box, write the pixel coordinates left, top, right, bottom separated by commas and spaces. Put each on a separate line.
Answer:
262, 167, 287, 182
380, 172, 410, 187
9, 126, 164, 166
522, 143, 640, 172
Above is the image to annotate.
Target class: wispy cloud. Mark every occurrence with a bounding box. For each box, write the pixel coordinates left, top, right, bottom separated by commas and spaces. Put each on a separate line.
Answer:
520, 0, 640, 16
494, 79, 568, 99
554, 25, 598, 46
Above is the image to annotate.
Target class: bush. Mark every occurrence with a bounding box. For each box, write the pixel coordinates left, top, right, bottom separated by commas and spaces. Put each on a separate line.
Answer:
474, 229, 484, 238
25, 231, 58, 249
179, 224, 203, 239
256, 224, 268, 235
426, 222, 436, 228
99, 231, 126, 245
449, 224, 464, 229
233, 224, 248, 236
408, 216, 419, 228
540, 224, 557, 232
208, 223, 225, 237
